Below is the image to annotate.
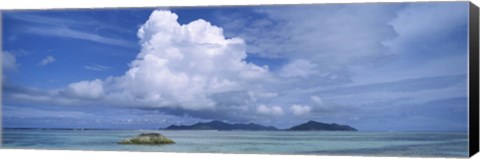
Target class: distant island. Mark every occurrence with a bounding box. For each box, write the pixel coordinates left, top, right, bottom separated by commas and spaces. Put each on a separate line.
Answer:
165, 120, 278, 131
164, 120, 357, 131
288, 120, 357, 131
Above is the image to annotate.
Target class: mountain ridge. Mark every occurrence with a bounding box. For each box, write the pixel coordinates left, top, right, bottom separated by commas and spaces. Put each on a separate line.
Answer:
165, 120, 278, 131
163, 120, 357, 131
287, 120, 358, 131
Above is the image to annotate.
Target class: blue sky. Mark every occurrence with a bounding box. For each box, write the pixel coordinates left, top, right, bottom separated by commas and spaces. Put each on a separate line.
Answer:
1, 2, 470, 131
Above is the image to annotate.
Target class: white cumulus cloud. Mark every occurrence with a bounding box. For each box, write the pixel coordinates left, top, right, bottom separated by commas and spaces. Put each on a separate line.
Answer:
39, 55, 55, 66
67, 79, 104, 99
256, 104, 284, 116
290, 104, 311, 116
65, 10, 269, 110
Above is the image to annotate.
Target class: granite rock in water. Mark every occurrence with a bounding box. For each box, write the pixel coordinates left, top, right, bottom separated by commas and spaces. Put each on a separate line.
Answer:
119, 133, 175, 145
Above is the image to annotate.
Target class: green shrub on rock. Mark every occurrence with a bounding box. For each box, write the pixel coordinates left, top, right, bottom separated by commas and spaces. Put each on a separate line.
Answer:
119, 133, 175, 145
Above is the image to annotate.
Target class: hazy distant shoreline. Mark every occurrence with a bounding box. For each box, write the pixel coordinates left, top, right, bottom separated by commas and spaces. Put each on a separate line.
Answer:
3, 120, 358, 131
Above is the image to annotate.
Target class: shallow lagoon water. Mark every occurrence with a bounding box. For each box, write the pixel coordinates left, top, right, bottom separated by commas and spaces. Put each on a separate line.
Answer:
1, 129, 468, 157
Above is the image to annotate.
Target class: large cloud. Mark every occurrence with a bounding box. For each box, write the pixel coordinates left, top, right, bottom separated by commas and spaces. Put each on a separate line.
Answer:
66, 10, 270, 110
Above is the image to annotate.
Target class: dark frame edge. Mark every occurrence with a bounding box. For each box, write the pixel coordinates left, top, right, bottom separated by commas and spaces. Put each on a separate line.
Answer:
0, 11, 3, 148
469, 1, 480, 157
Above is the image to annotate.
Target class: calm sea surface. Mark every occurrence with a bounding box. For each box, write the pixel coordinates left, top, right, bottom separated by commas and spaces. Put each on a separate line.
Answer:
1, 129, 468, 157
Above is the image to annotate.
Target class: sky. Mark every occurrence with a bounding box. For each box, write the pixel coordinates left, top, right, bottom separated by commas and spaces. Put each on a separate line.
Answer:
1, 2, 470, 131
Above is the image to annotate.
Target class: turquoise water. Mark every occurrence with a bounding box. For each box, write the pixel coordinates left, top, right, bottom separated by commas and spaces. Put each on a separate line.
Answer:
1, 129, 468, 157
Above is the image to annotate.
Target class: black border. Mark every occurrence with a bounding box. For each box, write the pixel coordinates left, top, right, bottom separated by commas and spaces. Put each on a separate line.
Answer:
469, 2, 479, 157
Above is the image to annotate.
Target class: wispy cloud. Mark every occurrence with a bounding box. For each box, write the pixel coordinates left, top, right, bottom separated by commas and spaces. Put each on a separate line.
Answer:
8, 14, 81, 26
8, 13, 133, 34
8, 13, 135, 48
83, 64, 112, 72
38, 55, 55, 66
27, 27, 135, 48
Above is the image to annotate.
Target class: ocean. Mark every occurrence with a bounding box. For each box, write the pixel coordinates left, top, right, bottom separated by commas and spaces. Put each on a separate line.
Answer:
1, 129, 469, 157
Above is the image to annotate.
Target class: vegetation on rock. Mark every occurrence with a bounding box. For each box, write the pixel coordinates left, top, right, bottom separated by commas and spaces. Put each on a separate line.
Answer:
119, 133, 175, 145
